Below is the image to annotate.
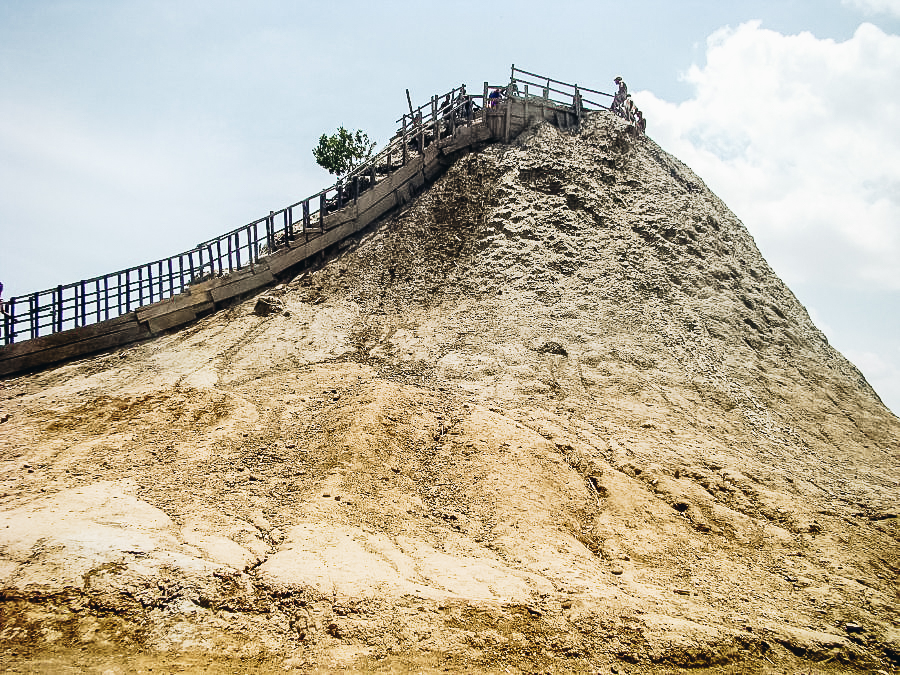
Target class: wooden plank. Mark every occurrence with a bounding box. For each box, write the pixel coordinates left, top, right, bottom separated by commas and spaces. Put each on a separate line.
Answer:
135, 287, 215, 322
323, 203, 358, 231
402, 115, 408, 165
210, 269, 276, 304
0, 312, 140, 360
355, 169, 399, 214
147, 307, 198, 334
0, 321, 151, 377
383, 154, 425, 188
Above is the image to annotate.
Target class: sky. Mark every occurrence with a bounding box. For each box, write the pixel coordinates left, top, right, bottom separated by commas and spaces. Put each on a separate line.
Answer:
1, 0, 898, 414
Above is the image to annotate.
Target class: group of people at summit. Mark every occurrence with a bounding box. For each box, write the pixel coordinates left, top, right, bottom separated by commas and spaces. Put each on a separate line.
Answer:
610, 76, 646, 134
485, 76, 646, 135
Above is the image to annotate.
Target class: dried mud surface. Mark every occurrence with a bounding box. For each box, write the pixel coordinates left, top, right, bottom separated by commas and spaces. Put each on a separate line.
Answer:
1, 114, 898, 673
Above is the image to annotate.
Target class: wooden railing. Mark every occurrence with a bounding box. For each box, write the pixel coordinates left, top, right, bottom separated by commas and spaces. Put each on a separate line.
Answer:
1, 86, 486, 345
1, 66, 611, 347
507, 65, 614, 113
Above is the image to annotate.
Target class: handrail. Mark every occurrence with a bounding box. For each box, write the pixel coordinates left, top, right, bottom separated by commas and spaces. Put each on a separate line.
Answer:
0, 83, 488, 346
1, 67, 610, 348
508, 64, 614, 112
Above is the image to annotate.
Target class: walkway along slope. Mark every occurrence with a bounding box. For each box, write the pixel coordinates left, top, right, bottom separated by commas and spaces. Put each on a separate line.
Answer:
0, 69, 613, 377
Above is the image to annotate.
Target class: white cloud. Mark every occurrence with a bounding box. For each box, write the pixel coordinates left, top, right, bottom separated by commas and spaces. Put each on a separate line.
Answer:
843, 0, 900, 18
638, 21, 900, 293
636, 20, 900, 415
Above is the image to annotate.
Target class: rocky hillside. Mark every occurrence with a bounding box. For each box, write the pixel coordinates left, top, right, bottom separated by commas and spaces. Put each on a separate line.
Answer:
1, 113, 898, 673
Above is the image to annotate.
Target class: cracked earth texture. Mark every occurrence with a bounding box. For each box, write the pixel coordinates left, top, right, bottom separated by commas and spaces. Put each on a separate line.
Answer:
1, 113, 898, 673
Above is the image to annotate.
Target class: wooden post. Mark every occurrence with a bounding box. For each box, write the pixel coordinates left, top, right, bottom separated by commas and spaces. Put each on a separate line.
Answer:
504, 93, 512, 142
319, 193, 325, 230
79, 280, 86, 326
402, 115, 408, 164
431, 95, 441, 143
416, 110, 424, 154
450, 98, 456, 137
188, 249, 196, 282
148, 263, 155, 303
30, 293, 37, 339
116, 274, 123, 317
303, 199, 310, 232
524, 83, 529, 124
432, 95, 438, 144
4, 298, 14, 344
96, 278, 103, 322
137, 266, 144, 308
483, 81, 488, 118
124, 270, 132, 313
575, 85, 582, 124
105, 275, 111, 319
56, 285, 63, 332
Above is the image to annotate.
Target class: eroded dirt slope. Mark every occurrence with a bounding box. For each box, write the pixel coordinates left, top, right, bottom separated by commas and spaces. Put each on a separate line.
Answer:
1, 113, 898, 673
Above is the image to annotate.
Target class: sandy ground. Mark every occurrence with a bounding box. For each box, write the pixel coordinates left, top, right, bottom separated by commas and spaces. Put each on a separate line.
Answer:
1, 114, 898, 673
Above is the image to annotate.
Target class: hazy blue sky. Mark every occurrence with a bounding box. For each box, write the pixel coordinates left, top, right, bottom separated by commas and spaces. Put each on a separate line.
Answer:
1, 0, 898, 413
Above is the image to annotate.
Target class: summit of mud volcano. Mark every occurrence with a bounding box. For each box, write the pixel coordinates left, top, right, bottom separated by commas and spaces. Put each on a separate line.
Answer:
2, 112, 898, 673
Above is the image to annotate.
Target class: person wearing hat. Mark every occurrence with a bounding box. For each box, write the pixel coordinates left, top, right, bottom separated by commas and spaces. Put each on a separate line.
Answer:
612, 76, 628, 115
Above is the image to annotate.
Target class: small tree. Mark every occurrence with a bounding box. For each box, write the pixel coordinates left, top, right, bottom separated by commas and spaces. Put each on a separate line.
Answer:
312, 127, 375, 177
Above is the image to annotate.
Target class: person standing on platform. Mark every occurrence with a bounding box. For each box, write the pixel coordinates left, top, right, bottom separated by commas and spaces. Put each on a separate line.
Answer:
623, 94, 636, 122
612, 76, 627, 115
